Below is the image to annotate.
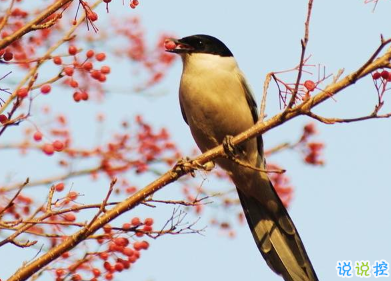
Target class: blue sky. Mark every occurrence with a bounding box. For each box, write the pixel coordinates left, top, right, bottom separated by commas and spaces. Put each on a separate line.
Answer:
1, 0, 391, 280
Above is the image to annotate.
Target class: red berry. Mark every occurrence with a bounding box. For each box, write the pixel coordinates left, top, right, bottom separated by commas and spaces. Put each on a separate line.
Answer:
122, 223, 131, 230
62, 252, 70, 258
104, 0, 112, 2
123, 247, 134, 257
304, 80, 316, 92
53, 140, 64, 151
71, 274, 81, 281
64, 67, 74, 76
108, 242, 121, 252
131, 217, 141, 226
164, 40, 177, 50
55, 268, 65, 277
140, 240, 149, 250
63, 213, 76, 222
33, 131, 43, 141
86, 50, 94, 58
133, 241, 142, 251
73, 92, 82, 102
114, 262, 124, 272
42, 143, 55, 155
17, 87, 28, 98
92, 268, 101, 277
55, 182, 65, 192
53, 56, 62, 65
101, 66, 111, 74
40, 84, 51, 94
83, 61, 93, 71
68, 45, 77, 55
88, 12, 98, 21
114, 237, 129, 247
144, 218, 154, 226
95, 53, 106, 61
120, 259, 130, 269
105, 273, 113, 281
3, 52, 13, 61
70, 80, 78, 88
103, 225, 112, 233
381, 70, 389, 80
0, 114, 7, 123
81, 92, 89, 100
135, 231, 144, 237
99, 252, 109, 260
68, 191, 78, 200
143, 225, 152, 232
130, 0, 139, 8
372, 72, 381, 80
98, 73, 106, 82
103, 262, 112, 271
91, 70, 101, 79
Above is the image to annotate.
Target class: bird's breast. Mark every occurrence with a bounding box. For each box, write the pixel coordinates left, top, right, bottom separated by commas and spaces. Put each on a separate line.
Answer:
179, 66, 255, 153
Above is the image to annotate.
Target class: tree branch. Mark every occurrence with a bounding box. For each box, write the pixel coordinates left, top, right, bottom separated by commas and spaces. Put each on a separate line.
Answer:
0, 0, 73, 50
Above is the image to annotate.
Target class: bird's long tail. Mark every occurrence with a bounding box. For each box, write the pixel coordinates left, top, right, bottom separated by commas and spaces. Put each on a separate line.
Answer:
236, 180, 318, 281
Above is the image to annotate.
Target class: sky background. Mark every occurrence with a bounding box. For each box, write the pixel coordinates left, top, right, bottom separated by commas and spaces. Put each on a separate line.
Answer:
1, 0, 391, 280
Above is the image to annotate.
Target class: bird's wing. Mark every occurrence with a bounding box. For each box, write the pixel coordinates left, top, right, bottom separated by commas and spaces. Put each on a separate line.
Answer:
179, 99, 188, 125
237, 72, 264, 158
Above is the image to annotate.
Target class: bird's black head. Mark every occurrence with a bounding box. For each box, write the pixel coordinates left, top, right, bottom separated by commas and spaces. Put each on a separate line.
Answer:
165, 34, 233, 57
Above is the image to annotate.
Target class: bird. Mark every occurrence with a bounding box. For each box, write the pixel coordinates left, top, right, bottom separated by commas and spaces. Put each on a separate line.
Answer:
165, 34, 318, 281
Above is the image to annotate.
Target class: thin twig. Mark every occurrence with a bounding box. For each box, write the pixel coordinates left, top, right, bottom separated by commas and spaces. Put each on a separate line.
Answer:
225, 155, 286, 174
87, 179, 117, 228
285, 0, 314, 110
0, 178, 29, 217
306, 111, 391, 124
0, 0, 16, 32
259, 72, 272, 121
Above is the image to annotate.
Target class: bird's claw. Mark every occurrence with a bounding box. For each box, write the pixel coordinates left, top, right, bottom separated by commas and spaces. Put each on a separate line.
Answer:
223, 135, 238, 159
173, 158, 215, 177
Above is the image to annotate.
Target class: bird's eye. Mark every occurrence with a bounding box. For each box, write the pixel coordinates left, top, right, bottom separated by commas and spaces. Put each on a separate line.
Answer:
198, 41, 204, 47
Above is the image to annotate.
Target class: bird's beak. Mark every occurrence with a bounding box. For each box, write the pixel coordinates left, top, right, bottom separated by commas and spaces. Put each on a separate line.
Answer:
164, 38, 194, 54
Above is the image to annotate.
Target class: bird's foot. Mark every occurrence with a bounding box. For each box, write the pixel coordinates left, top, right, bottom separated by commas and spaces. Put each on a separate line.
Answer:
173, 157, 215, 177
222, 135, 238, 159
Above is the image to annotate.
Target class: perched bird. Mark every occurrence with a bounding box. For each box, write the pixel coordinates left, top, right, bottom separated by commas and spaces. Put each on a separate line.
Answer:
165, 34, 318, 281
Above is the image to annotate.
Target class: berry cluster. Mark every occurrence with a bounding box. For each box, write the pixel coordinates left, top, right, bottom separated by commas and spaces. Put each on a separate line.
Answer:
372, 69, 391, 81
52, 216, 152, 281
54, 46, 111, 102
371, 69, 390, 104
113, 17, 176, 90
102, 0, 140, 10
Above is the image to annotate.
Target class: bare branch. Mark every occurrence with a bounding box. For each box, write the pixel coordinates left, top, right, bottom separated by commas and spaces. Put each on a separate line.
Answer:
285, 0, 314, 110
306, 111, 391, 124
225, 155, 286, 174
0, 178, 29, 217
0, 0, 16, 32
259, 72, 273, 121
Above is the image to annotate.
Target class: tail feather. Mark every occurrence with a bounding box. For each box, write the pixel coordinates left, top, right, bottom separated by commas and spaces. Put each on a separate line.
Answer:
237, 183, 318, 281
